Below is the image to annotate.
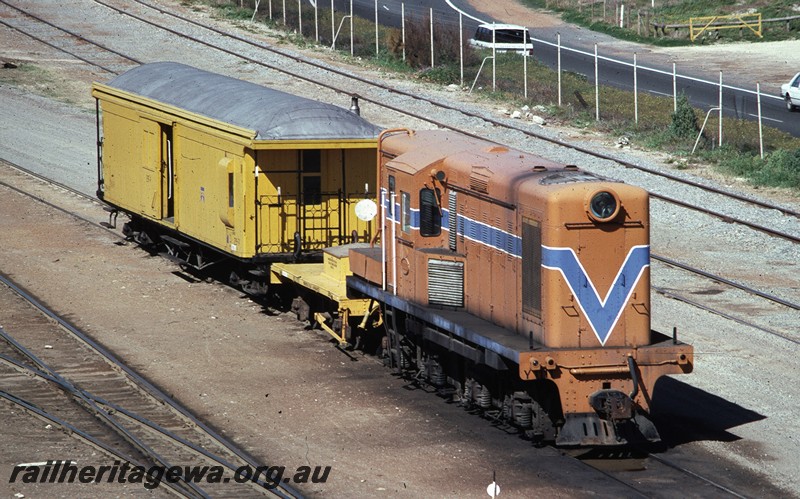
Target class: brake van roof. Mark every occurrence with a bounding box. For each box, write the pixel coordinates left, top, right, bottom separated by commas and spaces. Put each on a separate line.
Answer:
104, 62, 382, 141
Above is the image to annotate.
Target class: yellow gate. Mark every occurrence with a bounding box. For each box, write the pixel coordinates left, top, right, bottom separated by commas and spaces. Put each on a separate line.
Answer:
689, 13, 762, 41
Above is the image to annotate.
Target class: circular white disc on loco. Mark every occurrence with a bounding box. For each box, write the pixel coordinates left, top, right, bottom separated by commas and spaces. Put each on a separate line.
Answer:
355, 198, 378, 221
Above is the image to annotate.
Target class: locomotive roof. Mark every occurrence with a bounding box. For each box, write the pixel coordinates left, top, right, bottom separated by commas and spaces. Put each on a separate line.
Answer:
382, 130, 630, 203
104, 62, 382, 141
385, 130, 566, 180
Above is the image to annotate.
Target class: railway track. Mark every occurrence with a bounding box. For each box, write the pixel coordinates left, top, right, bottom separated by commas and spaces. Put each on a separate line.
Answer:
0, 0, 139, 74
569, 448, 753, 499
1, 0, 796, 335
0, 2, 797, 494
0, 160, 774, 498
0, 271, 303, 498
650, 258, 799, 347
3, 0, 798, 237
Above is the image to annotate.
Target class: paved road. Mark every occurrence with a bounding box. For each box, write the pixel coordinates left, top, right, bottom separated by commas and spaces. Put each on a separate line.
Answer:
331, 0, 799, 137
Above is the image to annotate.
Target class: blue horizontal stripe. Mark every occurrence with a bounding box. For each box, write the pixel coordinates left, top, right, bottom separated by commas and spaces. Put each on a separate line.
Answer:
382, 192, 521, 257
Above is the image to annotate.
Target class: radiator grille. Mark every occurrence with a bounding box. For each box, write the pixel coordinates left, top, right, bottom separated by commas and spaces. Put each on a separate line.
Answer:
470, 174, 489, 193
448, 190, 457, 251
428, 259, 464, 308
522, 219, 541, 317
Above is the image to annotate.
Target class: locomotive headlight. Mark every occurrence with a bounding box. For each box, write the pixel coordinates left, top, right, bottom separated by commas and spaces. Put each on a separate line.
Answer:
587, 190, 620, 222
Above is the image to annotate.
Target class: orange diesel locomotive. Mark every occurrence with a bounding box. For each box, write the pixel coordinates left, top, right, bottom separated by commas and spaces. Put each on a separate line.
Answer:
343, 129, 693, 446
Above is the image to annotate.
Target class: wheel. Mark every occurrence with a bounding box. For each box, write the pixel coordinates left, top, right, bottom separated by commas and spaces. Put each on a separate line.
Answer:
786, 94, 797, 112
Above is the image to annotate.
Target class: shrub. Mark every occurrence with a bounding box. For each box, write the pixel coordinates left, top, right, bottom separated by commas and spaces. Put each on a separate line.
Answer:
717, 148, 800, 188
758, 148, 800, 188
669, 93, 700, 139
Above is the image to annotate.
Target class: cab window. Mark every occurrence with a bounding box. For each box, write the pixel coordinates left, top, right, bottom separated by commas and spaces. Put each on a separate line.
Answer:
419, 188, 441, 236
401, 191, 411, 233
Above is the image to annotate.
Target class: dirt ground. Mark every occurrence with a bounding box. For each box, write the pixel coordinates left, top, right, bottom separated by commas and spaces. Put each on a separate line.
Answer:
0, 0, 798, 496
0, 166, 636, 498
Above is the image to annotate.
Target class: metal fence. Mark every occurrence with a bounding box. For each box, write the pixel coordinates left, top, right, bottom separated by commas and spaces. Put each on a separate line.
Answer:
251, 0, 787, 157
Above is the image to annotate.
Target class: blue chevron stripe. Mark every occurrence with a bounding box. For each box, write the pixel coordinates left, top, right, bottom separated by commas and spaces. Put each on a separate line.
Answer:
541, 245, 649, 346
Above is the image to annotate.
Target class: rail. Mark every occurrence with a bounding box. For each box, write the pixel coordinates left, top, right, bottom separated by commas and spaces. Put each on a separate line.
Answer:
0, 272, 304, 498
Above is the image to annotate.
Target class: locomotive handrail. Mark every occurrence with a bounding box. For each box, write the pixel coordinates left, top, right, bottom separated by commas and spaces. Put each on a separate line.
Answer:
94, 98, 104, 198
568, 365, 630, 375
447, 183, 516, 210
370, 227, 381, 248
566, 357, 683, 375
376, 128, 412, 293
376, 128, 413, 190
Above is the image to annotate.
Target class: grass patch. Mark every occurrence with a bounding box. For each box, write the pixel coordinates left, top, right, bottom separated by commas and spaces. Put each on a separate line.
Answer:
0, 63, 56, 93
520, 0, 800, 45
0, 63, 88, 106
711, 148, 800, 189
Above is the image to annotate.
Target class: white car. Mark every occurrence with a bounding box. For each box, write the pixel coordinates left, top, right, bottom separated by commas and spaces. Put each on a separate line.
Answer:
781, 72, 800, 111
469, 24, 533, 55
